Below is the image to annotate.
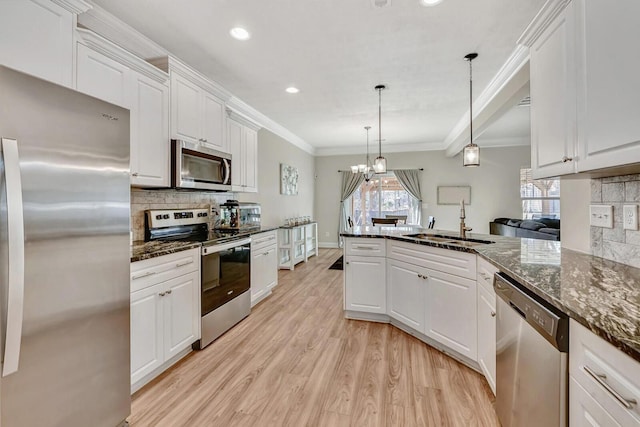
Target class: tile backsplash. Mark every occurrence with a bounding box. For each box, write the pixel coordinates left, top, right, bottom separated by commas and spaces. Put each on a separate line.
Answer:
590, 174, 640, 268
131, 189, 232, 241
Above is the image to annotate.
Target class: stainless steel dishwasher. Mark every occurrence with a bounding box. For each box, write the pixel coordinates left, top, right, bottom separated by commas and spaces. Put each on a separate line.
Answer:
494, 272, 569, 427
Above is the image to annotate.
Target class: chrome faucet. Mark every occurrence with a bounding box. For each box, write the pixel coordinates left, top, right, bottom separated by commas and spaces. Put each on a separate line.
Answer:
460, 200, 472, 239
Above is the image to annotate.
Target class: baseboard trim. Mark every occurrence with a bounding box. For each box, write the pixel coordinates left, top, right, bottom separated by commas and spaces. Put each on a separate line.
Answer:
319, 242, 339, 249
131, 346, 192, 394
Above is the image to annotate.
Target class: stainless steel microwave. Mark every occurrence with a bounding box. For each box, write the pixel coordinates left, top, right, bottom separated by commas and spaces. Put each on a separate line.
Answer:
171, 139, 232, 191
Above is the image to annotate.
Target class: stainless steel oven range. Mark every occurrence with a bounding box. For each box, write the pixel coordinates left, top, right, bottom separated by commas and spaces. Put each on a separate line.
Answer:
145, 208, 251, 349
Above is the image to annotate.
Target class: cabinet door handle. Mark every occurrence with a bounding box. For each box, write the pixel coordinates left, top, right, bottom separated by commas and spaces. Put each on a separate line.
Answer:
159, 292, 166, 296
345, 261, 350, 265
491, 311, 496, 317
418, 274, 427, 279
166, 289, 172, 295
131, 172, 139, 177
583, 365, 637, 409
132, 271, 156, 280
176, 260, 193, 267
561, 156, 573, 163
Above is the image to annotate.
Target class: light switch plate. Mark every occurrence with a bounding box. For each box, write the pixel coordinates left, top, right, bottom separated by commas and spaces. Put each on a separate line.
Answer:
623, 204, 638, 230
590, 205, 614, 228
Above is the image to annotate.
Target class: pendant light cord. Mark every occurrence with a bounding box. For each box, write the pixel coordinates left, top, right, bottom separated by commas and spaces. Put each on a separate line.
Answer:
378, 87, 382, 157
469, 57, 473, 144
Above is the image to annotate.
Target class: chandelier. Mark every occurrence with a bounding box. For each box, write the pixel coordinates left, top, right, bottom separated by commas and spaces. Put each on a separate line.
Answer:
350, 126, 375, 181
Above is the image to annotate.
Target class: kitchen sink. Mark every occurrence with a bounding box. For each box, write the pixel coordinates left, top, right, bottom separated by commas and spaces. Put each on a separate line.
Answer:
405, 233, 494, 246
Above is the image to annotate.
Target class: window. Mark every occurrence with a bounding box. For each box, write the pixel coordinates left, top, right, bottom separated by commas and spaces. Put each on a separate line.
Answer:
520, 168, 560, 219
350, 173, 420, 225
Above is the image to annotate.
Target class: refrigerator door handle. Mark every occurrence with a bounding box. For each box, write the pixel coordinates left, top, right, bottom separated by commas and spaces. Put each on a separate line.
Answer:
1, 137, 25, 377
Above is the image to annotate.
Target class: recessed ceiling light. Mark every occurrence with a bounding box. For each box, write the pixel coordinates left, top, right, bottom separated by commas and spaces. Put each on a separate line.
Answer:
285, 87, 299, 94
419, 0, 444, 6
230, 27, 250, 41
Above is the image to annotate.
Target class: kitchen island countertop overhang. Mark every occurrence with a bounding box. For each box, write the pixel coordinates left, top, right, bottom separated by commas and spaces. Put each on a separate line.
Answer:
342, 226, 640, 363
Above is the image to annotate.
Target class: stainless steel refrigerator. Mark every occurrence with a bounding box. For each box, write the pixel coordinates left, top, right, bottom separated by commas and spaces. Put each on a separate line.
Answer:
0, 66, 131, 426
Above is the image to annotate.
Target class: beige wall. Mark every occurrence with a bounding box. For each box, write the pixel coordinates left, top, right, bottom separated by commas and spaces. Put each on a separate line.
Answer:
559, 177, 591, 254
314, 146, 531, 246
237, 129, 315, 227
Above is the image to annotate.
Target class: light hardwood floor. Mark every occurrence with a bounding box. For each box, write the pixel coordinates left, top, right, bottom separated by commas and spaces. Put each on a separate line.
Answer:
129, 248, 500, 426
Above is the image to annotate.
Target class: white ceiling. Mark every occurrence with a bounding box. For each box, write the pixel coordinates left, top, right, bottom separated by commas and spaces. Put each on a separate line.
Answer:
91, 0, 543, 153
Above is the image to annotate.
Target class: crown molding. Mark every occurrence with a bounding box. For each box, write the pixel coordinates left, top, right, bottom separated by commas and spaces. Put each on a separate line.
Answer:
226, 108, 261, 131
76, 29, 169, 83
444, 45, 531, 157
50, 0, 92, 14
226, 97, 315, 155
78, 1, 314, 153
517, 0, 572, 47
78, 2, 167, 60
315, 141, 445, 157
475, 136, 530, 148
150, 56, 233, 103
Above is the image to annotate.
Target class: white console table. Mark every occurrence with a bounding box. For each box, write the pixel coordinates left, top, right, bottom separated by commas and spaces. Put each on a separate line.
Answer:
278, 222, 318, 270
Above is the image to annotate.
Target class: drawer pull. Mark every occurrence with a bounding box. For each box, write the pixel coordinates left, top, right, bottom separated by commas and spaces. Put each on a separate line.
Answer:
132, 271, 156, 280
175, 260, 194, 267
166, 289, 172, 295
256, 236, 276, 244
353, 245, 375, 250
583, 365, 638, 409
159, 292, 166, 297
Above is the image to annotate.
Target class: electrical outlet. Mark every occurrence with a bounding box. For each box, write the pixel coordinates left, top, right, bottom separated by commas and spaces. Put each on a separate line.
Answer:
590, 205, 614, 228
623, 204, 638, 230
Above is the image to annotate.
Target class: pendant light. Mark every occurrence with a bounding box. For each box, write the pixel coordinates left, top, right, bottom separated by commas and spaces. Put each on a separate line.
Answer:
463, 53, 480, 167
350, 126, 374, 181
373, 84, 387, 174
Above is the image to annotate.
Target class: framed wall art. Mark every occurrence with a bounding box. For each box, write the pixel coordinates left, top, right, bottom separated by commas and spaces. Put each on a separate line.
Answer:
280, 163, 299, 195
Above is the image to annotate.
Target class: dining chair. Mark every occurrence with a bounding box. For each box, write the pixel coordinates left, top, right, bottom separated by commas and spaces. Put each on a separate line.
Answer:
372, 217, 398, 226
385, 215, 407, 224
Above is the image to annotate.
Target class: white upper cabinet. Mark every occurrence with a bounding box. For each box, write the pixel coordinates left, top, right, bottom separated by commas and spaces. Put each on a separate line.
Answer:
130, 72, 170, 187
75, 29, 170, 187
202, 92, 226, 152
172, 73, 201, 142
528, 1, 577, 179
575, 0, 640, 171
158, 57, 228, 153
227, 112, 260, 193
524, 0, 640, 178
76, 42, 130, 108
0, 0, 89, 87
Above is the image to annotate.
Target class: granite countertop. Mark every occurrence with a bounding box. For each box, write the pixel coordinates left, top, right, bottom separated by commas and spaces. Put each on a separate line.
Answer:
131, 226, 281, 262
342, 227, 640, 363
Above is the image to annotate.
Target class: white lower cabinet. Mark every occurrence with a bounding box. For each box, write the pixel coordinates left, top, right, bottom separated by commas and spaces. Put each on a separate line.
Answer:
569, 320, 640, 426
344, 255, 386, 314
570, 377, 621, 427
477, 284, 496, 395
131, 271, 199, 386
130, 282, 164, 385
251, 231, 278, 306
386, 258, 426, 332
424, 269, 477, 361
130, 248, 200, 391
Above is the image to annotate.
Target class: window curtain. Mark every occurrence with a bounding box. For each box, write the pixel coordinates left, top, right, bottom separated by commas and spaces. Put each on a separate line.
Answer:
394, 169, 423, 226
339, 171, 365, 247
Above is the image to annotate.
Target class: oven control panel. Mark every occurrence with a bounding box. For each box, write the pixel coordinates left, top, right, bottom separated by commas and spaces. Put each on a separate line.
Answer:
146, 208, 210, 228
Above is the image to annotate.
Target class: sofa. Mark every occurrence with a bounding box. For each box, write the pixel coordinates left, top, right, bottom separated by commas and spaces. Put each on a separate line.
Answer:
489, 217, 560, 241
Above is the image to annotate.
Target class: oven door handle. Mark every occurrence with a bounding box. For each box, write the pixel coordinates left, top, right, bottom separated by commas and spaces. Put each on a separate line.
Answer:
203, 238, 252, 255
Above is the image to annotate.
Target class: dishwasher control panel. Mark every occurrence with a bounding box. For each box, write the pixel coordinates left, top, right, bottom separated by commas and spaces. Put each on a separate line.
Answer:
494, 272, 569, 351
